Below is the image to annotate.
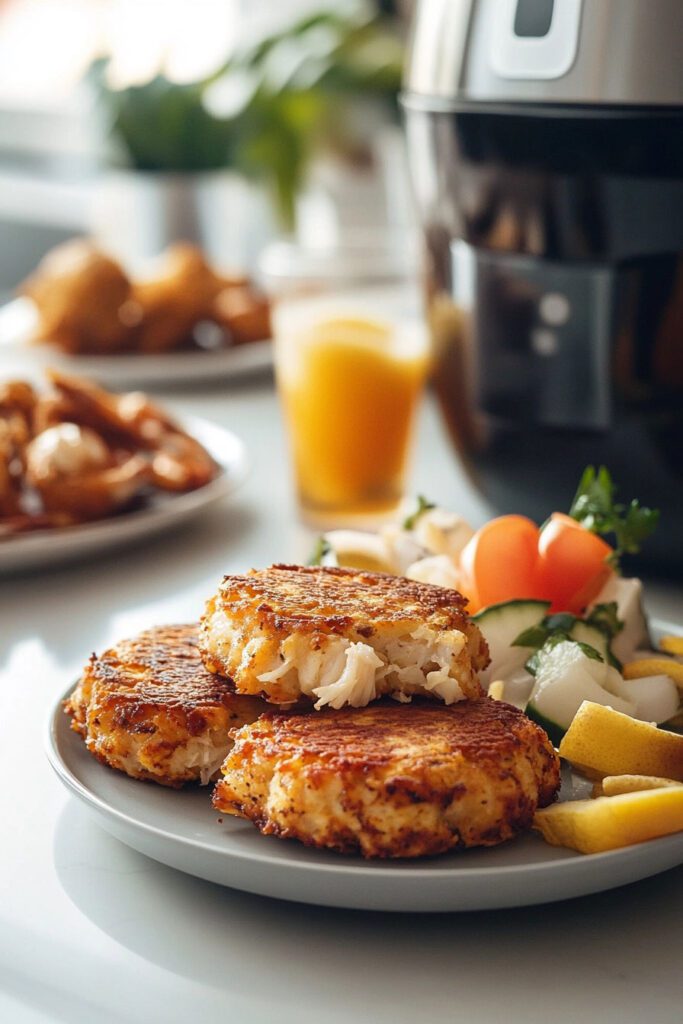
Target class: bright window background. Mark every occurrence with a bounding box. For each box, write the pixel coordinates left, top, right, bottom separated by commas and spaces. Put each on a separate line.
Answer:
0, 0, 401, 290
0, 0, 359, 249
0, 0, 369, 105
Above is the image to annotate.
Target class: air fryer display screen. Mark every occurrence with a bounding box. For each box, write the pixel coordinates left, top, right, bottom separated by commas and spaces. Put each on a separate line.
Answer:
514, 0, 555, 37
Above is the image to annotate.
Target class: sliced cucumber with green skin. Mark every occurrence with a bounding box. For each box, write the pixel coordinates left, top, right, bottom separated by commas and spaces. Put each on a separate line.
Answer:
569, 621, 613, 665
525, 705, 568, 748
525, 640, 635, 743
588, 576, 650, 663
473, 599, 550, 689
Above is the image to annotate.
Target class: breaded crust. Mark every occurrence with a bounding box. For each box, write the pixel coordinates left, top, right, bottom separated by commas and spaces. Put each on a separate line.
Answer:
213, 698, 561, 858
200, 564, 488, 706
66, 624, 266, 787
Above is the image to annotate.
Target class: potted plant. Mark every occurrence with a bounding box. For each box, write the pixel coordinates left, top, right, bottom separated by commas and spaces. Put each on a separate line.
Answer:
87, 5, 406, 270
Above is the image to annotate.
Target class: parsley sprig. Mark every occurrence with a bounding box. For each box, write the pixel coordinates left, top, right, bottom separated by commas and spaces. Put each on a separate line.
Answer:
569, 466, 659, 569
402, 495, 436, 531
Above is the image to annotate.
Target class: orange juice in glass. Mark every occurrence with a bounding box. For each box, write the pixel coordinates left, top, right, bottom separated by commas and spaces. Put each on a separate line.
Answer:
274, 301, 430, 525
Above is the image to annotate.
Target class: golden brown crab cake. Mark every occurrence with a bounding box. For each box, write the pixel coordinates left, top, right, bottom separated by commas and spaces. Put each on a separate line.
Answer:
213, 698, 561, 858
65, 624, 266, 788
199, 564, 488, 708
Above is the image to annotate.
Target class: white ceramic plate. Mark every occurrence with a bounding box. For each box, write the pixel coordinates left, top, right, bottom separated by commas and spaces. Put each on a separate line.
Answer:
0, 298, 272, 388
0, 416, 248, 574
45, 622, 683, 913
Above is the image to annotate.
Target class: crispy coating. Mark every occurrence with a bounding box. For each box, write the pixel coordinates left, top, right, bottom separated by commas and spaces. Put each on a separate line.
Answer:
213, 698, 561, 858
131, 244, 224, 353
200, 564, 488, 706
66, 624, 266, 788
212, 284, 271, 344
45, 370, 217, 491
21, 239, 132, 353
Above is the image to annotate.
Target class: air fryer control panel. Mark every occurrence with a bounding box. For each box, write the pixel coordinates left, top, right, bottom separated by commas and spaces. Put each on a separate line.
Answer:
491, 0, 582, 79
453, 244, 613, 430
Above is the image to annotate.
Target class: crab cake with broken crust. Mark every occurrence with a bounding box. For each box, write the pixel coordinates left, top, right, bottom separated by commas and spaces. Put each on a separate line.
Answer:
66, 624, 266, 788
199, 564, 488, 708
213, 698, 560, 858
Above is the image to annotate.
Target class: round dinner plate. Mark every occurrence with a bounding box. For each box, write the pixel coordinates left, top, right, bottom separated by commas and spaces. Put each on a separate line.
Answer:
0, 416, 248, 574
0, 298, 272, 388
45, 622, 683, 912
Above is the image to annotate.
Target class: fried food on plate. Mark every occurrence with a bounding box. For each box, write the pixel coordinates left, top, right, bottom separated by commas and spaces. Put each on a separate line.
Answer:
19, 238, 271, 355
213, 698, 560, 858
0, 371, 218, 536
25, 423, 150, 519
45, 370, 217, 491
21, 239, 132, 353
66, 624, 267, 788
131, 244, 224, 353
0, 381, 37, 516
212, 284, 271, 345
200, 564, 488, 708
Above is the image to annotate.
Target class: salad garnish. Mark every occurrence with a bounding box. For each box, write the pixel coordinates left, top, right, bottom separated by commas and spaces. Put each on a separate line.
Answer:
513, 602, 625, 672
309, 536, 333, 566
585, 601, 624, 641
402, 494, 436, 531
569, 465, 659, 568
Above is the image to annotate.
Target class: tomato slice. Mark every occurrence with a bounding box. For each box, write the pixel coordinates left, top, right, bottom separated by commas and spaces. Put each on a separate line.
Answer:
459, 515, 544, 612
537, 512, 614, 613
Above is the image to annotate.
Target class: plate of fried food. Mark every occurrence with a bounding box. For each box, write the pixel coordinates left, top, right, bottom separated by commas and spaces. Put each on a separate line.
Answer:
0, 239, 272, 387
46, 559, 683, 913
0, 370, 247, 573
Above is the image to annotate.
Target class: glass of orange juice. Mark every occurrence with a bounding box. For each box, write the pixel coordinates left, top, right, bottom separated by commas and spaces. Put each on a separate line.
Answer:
273, 295, 430, 526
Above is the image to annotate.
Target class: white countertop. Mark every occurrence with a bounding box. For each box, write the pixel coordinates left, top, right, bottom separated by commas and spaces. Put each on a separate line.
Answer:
1, 375, 682, 1024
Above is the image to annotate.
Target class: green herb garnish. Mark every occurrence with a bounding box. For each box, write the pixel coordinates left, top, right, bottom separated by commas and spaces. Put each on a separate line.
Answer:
309, 536, 333, 566
585, 601, 624, 640
513, 612, 578, 649
569, 465, 659, 568
402, 495, 436, 531
525, 633, 603, 677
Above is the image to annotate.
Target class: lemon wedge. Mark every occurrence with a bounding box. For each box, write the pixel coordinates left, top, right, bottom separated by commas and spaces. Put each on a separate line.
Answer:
324, 530, 397, 574
533, 787, 683, 854
558, 701, 683, 781
593, 774, 683, 797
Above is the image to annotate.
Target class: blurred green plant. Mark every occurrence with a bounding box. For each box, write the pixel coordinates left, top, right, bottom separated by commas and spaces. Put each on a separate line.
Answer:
90, 8, 404, 226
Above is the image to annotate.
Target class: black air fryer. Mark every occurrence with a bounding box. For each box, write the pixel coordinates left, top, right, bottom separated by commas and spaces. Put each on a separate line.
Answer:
402, 0, 683, 573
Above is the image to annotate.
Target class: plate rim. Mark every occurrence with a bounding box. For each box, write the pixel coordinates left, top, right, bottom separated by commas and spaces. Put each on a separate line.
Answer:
44, 617, 683, 893
45, 705, 683, 882
0, 297, 273, 385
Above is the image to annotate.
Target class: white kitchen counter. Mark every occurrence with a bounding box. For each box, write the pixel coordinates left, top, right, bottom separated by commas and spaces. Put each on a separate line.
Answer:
1, 375, 682, 1024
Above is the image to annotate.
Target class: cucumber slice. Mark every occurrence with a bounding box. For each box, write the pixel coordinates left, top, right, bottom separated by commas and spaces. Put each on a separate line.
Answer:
526, 640, 635, 743
569, 621, 611, 663
525, 705, 568, 748
588, 576, 650, 663
473, 599, 550, 689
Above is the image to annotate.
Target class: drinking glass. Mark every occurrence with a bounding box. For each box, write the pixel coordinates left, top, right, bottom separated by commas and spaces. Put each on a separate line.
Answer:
272, 291, 430, 527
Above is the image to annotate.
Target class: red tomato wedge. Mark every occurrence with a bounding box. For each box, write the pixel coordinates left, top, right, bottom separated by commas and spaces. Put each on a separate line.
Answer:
537, 512, 614, 613
459, 514, 544, 612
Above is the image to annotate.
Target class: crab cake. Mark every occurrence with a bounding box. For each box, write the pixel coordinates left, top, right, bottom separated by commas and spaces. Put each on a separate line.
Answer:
199, 564, 488, 708
66, 624, 266, 788
213, 698, 561, 858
